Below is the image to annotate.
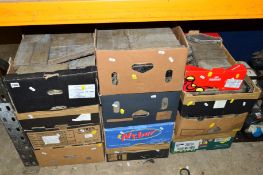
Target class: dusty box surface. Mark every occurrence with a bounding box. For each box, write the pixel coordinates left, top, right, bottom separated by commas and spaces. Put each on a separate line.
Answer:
34, 143, 104, 166
27, 125, 101, 149
96, 26, 188, 95
3, 33, 99, 113
104, 122, 174, 149
174, 112, 247, 139
101, 91, 180, 128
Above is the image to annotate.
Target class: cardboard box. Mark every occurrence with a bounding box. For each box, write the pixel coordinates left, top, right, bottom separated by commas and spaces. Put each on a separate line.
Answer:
184, 32, 247, 92
181, 36, 261, 116
173, 130, 237, 141
106, 149, 169, 162
171, 137, 234, 153
96, 26, 188, 95
4, 67, 99, 113
179, 98, 256, 117
174, 112, 247, 139
184, 64, 247, 92
19, 113, 100, 130
180, 76, 261, 117
16, 105, 99, 120
27, 125, 101, 149
3, 33, 99, 113
101, 91, 180, 128
106, 143, 170, 153
105, 122, 174, 149
106, 143, 169, 162
34, 143, 104, 166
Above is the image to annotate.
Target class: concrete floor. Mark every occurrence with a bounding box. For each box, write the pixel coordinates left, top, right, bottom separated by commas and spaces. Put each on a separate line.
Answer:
0, 123, 263, 175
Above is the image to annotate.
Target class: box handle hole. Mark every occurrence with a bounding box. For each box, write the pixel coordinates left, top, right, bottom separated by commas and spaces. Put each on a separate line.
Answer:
111, 72, 118, 85
132, 63, 153, 73
165, 70, 173, 82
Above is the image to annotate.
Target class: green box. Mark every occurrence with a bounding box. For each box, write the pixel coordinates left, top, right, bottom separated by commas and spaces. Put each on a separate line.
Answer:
170, 137, 234, 153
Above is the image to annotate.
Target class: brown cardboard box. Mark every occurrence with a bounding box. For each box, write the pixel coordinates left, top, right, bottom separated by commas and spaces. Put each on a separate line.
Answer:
96, 26, 188, 95
27, 125, 101, 149
181, 46, 261, 106
174, 112, 247, 139
106, 143, 170, 154
34, 143, 104, 166
173, 130, 237, 142
106, 143, 170, 162
16, 105, 99, 120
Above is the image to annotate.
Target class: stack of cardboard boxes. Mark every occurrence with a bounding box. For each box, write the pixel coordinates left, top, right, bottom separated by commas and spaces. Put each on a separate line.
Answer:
96, 27, 188, 161
2, 27, 261, 166
171, 32, 261, 153
3, 33, 105, 166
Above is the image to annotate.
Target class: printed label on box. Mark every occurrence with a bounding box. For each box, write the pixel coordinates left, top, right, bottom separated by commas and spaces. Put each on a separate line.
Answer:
105, 122, 174, 149
213, 100, 227, 109
84, 133, 93, 139
224, 79, 242, 88
42, 134, 60, 145
10, 82, 20, 88
173, 140, 201, 152
68, 84, 95, 99
214, 137, 231, 143
72, 114, 91, 121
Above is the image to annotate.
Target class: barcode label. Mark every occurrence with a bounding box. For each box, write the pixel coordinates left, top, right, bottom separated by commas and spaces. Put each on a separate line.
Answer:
174, 140, 201, 152
224, 79, 242, 88
10, 82, 20, 88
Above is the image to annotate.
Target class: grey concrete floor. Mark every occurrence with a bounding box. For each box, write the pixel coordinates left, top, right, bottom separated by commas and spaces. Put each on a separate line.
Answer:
0, 123, 263, 175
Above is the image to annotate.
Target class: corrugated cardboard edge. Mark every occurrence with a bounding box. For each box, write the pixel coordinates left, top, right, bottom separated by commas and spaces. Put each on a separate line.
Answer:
173, 131, 237, 142
17, 105, 99, 120
105, 143, 170, 154
181, 43, 261, 104
172, 26, 189, 48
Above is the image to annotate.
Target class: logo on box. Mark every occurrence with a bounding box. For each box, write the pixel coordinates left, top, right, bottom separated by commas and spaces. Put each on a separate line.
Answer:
117, 128, 163, 142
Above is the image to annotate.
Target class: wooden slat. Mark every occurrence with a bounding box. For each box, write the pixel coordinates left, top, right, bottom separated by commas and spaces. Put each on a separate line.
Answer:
30, 34, 50, 65
48, 33, 94, 64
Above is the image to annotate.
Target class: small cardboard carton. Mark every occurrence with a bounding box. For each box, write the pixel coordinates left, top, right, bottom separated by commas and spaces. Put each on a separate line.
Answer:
106, 143, 169, 162
174, 112, 247, 139
16, 105, 99, 120
184, 32, 247, 92
101, 91, 180, 128
171, 136, 234, 153
105, 122, 174, 149
96, 26, 188, 95
27, 125, 101, 149
19, 106, 100, 131
180, 77, 261, 117
3, 33, 99, 113
34, 143, 104, 166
